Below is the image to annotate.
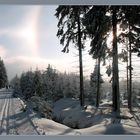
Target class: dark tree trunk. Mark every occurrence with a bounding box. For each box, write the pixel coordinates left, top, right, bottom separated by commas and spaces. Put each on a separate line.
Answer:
128, 24, 132, 111
96, 57, 101, 107
77, 13, 84, 107
126, 44, 129, 103
112, 7, 120, 112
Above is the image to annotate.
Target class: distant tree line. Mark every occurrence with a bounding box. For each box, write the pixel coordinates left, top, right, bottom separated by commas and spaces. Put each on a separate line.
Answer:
11, 64, 100, 104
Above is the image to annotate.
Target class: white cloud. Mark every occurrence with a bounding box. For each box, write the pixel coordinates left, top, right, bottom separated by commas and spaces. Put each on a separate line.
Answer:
0, 45, 7, 58
13, 6, 41, 57
0, 6, 41, 57
5, 55, 73, 71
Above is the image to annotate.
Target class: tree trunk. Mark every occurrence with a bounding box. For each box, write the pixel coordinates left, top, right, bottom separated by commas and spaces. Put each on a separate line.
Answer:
126, 41, 129, 107
77, 13, 84, 107
128, 24, 132, 111
96, 57, 101, 107
126, 43, 129, 103
112, 7, 120, 112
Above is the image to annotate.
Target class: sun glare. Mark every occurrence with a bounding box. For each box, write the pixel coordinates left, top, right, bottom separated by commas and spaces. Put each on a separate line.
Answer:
15, 6, 41, 57
107, 28, 123, 48
18, 25, 38, 56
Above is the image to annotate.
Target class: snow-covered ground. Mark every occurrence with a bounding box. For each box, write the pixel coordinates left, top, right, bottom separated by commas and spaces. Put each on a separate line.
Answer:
1, 88, 140, 135
0, 88, 40, 135
34, 98, 140, 135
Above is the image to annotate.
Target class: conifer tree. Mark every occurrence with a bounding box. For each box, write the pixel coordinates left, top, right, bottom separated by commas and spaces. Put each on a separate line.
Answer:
118, 6, 140, 110
20, 71, 34, 100
84, 6, 120, 111
10, 74, 20, 96
90, 62, 104, 107
42, 64, 58, 101
0, 57, 8, 88
33, 69, 43, 97
55, 6, 89, 106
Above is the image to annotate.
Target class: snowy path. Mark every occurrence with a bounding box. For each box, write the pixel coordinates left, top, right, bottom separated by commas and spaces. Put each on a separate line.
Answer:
0, 88, 40, 135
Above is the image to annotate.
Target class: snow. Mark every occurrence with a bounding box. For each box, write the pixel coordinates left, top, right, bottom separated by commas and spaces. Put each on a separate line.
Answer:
36, 118, 77, 135
17, 97, 27, 109
100, 100, 112, 107
34, 98, 140, 135
53, 98, 98, 128
1, 88, 140, 135
35, 115, 140, 135
77, 123, 140, 135
0, 89, 42, 135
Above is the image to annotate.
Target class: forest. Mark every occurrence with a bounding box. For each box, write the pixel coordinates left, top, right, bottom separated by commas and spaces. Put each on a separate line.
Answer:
11, 5, 140, 118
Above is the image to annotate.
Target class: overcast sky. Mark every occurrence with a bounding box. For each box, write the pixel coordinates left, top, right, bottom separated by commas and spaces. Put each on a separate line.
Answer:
0, 5, 95, 81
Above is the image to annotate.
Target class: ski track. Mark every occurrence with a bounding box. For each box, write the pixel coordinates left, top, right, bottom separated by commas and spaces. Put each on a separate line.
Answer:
0, 89, 39, 135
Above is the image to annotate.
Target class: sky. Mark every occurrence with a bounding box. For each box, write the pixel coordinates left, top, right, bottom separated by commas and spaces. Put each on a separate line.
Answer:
0, 5, 95, 81
0, 5, 140, 82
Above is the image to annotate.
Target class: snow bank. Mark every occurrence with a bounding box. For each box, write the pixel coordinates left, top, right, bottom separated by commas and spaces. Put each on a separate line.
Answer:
53, 98, 79, 116
36, 118, 140, 135
36, 118, 79, 135
17, 97, 26, 110
34, 98, 140, 135
77, 123, 140, 135
52, 98, 103, 129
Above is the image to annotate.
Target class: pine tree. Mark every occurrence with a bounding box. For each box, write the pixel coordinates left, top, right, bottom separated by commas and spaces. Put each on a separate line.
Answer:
20, 71, 34, 100
118, 6, 140, 111
0, 57, 8, 88
55, 73, 64, 99
90, 62, 104, 107
111, 7, 120, 112
84, 6, 122, 112
84, 6, 110, 107
10, 74, 20, 97
33, 69, 43, 97
55, 6, 89, 106
64, 73, 79, 98
42, 64, 58, 101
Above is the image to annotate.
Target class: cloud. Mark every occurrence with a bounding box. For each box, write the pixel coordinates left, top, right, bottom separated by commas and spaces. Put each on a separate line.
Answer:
0, 6, 41, 57
5, 55, 76, 80
5, 55, 73, 70
0, 45, 7, 58
13, 6, 41, 57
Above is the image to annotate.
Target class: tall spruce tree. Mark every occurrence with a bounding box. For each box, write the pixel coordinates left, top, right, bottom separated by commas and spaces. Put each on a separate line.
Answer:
118, 6, 140, 111
55, 6, 89, 106
20, 71, 34, 100
84, 6, 111, 107
0, 57, 8, 88
42, 64, 58, 101
84, 6, 121, 112
90, 62, 104, 107
33, 69, 43, 97
111, 7, 120, 112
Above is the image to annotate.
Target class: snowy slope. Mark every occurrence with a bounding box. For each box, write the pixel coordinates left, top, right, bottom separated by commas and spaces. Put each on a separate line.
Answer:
36, 117, 140, 135
34, 98, 140, 135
